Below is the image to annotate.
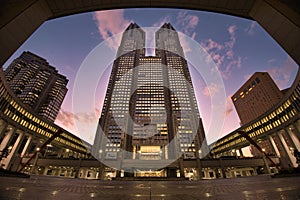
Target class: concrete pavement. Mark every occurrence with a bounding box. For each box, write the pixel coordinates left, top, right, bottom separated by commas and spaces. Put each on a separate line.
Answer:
0, 175, 299, 199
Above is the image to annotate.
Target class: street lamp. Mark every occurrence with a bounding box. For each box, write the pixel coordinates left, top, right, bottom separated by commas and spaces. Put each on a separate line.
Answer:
99, 149, 103, 159
198, 150, 202, 158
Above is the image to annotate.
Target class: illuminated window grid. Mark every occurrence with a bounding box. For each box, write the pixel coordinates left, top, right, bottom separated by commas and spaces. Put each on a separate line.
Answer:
0, 83, 88, 154
211, 91, 299, 154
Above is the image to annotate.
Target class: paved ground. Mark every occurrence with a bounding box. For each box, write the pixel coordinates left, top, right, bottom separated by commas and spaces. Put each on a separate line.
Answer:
0, 175, 300, 200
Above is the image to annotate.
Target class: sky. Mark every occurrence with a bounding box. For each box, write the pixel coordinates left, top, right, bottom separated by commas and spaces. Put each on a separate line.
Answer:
3, 8, 298, 145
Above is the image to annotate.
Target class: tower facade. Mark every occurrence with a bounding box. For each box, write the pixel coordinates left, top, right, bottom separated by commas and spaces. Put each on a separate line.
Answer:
4, 51, 68, 122
93, 23, 207, 178
232, 72, 283, 125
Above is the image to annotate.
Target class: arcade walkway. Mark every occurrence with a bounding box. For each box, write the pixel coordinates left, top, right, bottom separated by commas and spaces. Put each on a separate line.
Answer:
0, 175, 299, 199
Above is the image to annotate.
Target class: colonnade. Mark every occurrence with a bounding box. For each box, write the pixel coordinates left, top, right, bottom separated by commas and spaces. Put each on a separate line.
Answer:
216, 119, 300, 169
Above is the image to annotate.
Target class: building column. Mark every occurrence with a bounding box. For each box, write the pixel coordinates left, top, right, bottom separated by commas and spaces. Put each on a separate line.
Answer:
74, 158, 82, 178
293, 121, 300, 139
57, 167, 62, 177
84, 168, 89, 179
179, 156, 184, 177
161, 146, 165, 160
214, 168, 220, 178
43, 166, 49, 175
0, 120, 8, 138
98, 163, 106, 180
132, 146, 136, 159
219, 158, 226, 178
286, 126, 300, 151
164, 146, 168, 160
196, 158, 203, 180
262, 154, 271, 174
278, 132, 298, 168
20, 135, 32, 158
2, 131, 24, 170
268, 135, 281, 157
0, 127, 15, 151
265, 135, 277, 157
245, 169, 251, 176
203, 169, 208, 179
238, 149, 244, 157
30, 150, 40, 175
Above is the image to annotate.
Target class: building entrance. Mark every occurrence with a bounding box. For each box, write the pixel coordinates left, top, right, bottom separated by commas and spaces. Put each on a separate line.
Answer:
139, 146, 161, 160
135, 169, 166, 177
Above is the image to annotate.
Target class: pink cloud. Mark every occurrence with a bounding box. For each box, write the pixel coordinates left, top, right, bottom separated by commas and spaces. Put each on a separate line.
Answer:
228, 25, 236, 35
267, 56, 298, 89
176, 11, 199, 36
225, 95, 234, 116
245, 21, 257, 35
152, 15, 171, 27
200, 24, 243, 80
225, 25, 236, 49
211, 52, 224, 67
93, 10, 131, 49
201, 39, 223, 52
191, 32, 196, 40
55, 109, 100, 135
152, 12, 199, 54
267, 58, 276, 65
226, 50, 234, 59
178, 34, 192, 53
203, 83, 222, 97
236, 57, 242, 68
55, 109, 75, 132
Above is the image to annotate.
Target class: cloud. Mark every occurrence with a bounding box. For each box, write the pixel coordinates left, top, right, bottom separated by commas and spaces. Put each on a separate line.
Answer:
176, 11, 199, 37
200, 24, 243, 80
228, 25, 236, 35
151, 11, 200, 55
203, 83, 222, 97
245, 21, 257, 35
267, 58, 276, 64
55, 109, 100, 135
267, 56, 298, 89
152, 15, 171, 27
225, 107, 233, 116
225, 95, 234, 116
55, 109, 75, 131
93, 10, 131, 49
225, 25, 236, 49
201, 39, 223, 52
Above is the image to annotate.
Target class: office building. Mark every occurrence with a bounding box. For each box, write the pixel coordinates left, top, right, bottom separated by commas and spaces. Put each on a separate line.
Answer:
93, 23, 207, 178
4, 51, 68, 122
232, 72, 283, 125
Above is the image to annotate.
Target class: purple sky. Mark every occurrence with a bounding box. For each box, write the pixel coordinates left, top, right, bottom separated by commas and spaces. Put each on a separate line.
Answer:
3, 8, 298, 144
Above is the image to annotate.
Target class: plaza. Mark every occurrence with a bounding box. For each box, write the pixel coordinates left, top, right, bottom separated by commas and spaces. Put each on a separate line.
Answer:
0, 175, 299, 200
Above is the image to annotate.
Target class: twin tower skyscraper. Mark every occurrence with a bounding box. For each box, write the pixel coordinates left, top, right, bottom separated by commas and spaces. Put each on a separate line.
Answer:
92, 23, 208, 178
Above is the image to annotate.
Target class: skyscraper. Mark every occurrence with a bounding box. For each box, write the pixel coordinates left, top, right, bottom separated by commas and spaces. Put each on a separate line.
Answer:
93, 23, 207, 178
4, 51, 68, 122
231, 72, 283, 125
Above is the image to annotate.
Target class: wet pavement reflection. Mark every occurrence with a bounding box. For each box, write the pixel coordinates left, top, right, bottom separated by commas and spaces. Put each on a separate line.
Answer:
0, 175, 300, 199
